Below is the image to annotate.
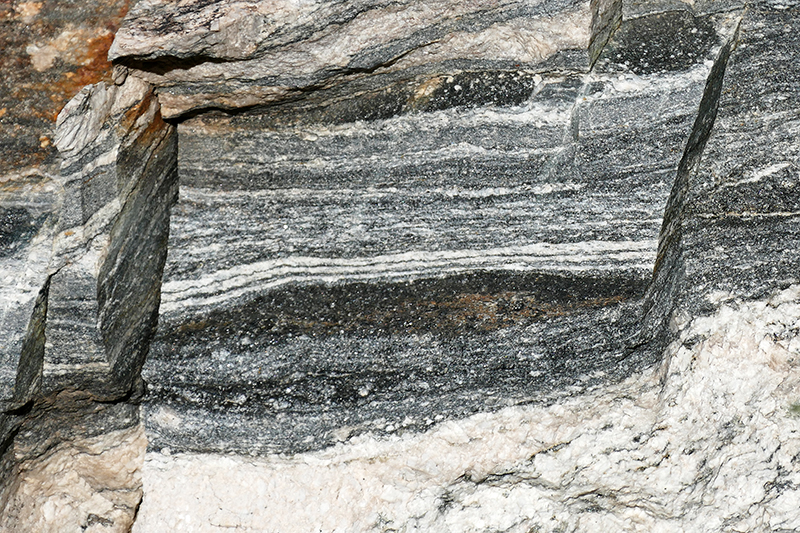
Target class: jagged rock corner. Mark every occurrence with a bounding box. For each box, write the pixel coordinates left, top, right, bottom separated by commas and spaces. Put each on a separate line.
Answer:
1, 0, 799, 531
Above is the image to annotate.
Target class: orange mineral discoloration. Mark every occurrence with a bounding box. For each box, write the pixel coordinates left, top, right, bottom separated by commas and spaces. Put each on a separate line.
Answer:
35, 30, 119, 122
374, 292, 630, 335
119, 85, 159, 134
0, 0, 130, 171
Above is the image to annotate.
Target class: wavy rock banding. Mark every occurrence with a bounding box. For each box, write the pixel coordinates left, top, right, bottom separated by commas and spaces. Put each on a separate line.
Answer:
1, 0, 799, 531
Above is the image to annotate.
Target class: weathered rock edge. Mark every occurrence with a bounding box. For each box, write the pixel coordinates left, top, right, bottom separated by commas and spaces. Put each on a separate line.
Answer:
0, 75, 177, 529
109, 0, 622, 119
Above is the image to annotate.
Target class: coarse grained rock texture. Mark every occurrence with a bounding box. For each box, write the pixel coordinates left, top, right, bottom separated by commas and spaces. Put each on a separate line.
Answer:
1, 392, 145, 533
0, 1, 175, 527
143, 6, 739, 455
1, 0, 800, 531
133, 0, 800, 530
0, 0, 130, 170
1, 0, 132, 407
45, 76, 177, 400
134, 286, 800, 532
0, 74, 177, 529
1, 74, 177, 415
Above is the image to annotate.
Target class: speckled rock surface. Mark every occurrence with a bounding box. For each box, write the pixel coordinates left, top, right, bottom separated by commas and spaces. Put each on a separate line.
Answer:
133, 0, 800, 530
2, 0, 800, 530
0, 0, 130, 171
134, 285, 800, 532
143, 7, 740, 456
0, 1, 174, 528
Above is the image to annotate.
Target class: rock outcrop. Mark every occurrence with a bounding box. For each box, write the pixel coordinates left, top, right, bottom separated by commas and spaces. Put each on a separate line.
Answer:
142, 6, 739, 456
1, 0, 799, 530
109, 0, 622, 118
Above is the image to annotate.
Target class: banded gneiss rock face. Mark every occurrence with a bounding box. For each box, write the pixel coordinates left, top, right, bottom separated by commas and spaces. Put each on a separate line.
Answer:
3, 0, 800, 529
140, 5, 735, 455
133, 2, 800, 529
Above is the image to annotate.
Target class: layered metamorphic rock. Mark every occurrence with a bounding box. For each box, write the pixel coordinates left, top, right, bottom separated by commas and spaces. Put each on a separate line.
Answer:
1, 0, 800, 530
1, 73, 177, 531
147, 8, 731, 454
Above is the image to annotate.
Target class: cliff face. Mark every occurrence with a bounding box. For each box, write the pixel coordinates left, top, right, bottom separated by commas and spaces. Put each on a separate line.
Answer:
1, 0, 800, 531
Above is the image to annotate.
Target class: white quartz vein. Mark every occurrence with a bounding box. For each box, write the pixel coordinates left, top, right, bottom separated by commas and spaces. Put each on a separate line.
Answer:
159, 240, 656, 315
136, 285, 800, 532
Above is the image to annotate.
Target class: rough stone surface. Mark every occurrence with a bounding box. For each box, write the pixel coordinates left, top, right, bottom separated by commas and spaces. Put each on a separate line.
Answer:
44, 77, 178, 400
110, 0, 622, 118
1, 394, 145, 533
134, 286, 800, 532
0, 0, 130, 171
1, 74, 178, 411
1, 0, 799, 530
0, 0, 131, 408
0, 170, 58, 408
0, 0, 172, 527
134, 0, 800, 530
143, 6, 737, 456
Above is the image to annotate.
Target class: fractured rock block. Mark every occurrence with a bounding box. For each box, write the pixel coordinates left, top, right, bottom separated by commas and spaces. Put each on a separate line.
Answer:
41, 76, 178, 400
109, 0, 623, 118
0, 173, 59, 408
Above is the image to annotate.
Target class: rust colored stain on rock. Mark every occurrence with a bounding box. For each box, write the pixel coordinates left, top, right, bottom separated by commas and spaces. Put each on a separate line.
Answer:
0, 0, 130, 171
45, 32, 118, 121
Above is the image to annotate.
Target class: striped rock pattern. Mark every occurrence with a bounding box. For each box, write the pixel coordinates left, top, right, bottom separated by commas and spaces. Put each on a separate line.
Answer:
142, 7, 738, 454
131, 2, 800, 530
109, 0, 622, 119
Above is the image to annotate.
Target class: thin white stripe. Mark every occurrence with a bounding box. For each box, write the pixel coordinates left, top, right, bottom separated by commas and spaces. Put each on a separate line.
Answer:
160, 240, 656, 315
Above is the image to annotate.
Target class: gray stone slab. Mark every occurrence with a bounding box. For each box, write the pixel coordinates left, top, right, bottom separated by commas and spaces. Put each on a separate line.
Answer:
0, 172, 58, 407
109, 0, 622, 118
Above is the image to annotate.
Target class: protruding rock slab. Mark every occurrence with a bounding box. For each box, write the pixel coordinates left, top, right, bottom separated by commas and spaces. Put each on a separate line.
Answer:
110, 0, 622, 118
647, 1, 800, 344
44, 77, 179, 400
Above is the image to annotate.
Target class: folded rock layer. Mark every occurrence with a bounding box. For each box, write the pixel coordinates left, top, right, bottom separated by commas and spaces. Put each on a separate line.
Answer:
145, 6, 730, 455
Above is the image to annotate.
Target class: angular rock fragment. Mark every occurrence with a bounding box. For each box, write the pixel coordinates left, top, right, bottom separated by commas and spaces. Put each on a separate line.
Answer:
110, 0, 623, 118
44, 77, 179, 400
646, 1, 800, 346
0, 172, 59, 409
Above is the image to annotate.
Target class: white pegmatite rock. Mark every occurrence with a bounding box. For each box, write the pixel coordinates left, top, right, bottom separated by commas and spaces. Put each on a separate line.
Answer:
3, 423, 146, 533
